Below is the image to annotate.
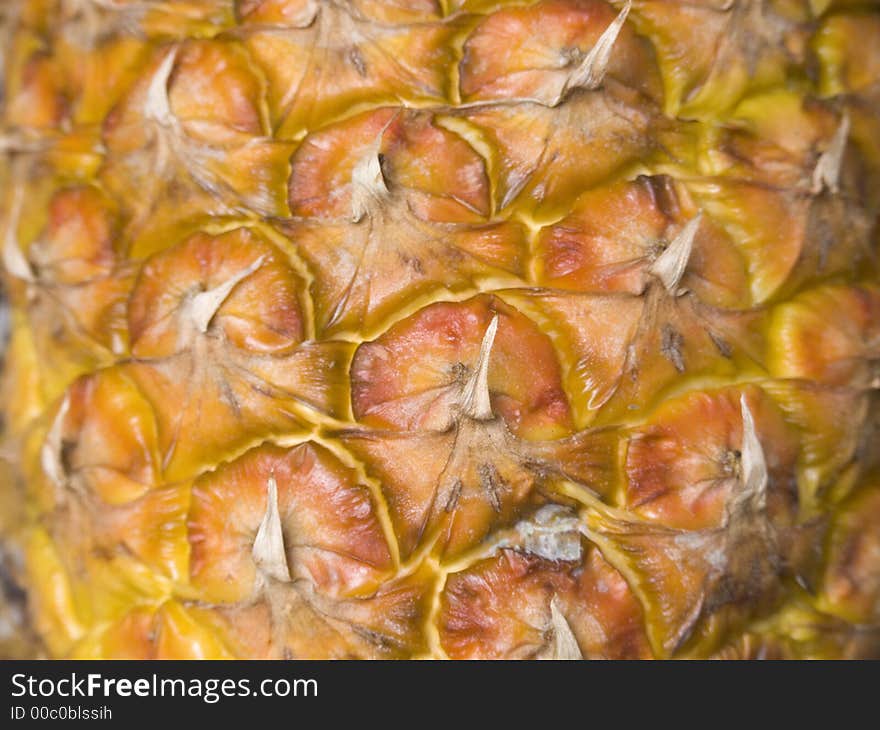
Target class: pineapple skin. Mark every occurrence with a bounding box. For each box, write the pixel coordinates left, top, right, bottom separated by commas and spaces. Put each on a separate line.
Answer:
0, 0, 878, 660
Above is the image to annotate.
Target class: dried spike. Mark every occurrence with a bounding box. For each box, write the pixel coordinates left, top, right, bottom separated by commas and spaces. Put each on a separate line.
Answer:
735, 394, 768, 512
190, 256, 265, 334
460, 315, 499, 420
539, 598, 583, 660
649, 212, 701, 294
563, 0, 631, 98
2, 187, 34, 282
143, 47, 178, 127
41, 394, 70, 490
109, 331, 125, 355
811, 113, 850, 196
350, 136, 390, 223
252, 473, 291, 584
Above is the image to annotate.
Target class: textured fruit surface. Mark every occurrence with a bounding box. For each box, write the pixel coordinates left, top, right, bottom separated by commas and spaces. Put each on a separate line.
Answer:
0, 0, 879, 659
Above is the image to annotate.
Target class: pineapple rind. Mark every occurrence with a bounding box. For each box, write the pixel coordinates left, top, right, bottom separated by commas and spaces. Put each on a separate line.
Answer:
0, 0, 878, 659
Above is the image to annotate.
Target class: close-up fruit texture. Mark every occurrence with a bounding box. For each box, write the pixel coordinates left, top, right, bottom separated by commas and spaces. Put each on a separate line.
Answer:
0, 0, 878, 660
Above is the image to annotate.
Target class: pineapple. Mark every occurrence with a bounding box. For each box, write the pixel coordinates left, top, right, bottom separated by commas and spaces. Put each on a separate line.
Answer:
0, 0, 878, 660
